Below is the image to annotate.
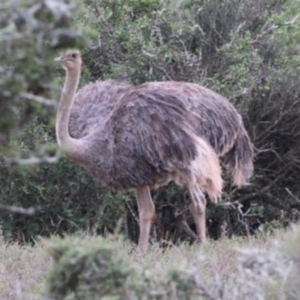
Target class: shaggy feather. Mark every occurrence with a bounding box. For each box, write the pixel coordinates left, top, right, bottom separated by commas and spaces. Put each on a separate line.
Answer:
69, 80, 130, 139
69, 80, 253, 191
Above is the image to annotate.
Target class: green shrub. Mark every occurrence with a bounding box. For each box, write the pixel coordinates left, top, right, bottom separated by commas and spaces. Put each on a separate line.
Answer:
0, 0, 86, 149
44, 226, 300, 300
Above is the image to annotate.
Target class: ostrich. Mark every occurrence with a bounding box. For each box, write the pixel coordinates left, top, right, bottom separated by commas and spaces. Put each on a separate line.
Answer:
55, 49, 254, 250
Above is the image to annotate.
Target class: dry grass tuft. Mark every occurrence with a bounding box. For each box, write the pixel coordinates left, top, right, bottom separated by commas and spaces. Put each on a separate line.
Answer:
0, 234, 51, 300
0, 227, 300, 299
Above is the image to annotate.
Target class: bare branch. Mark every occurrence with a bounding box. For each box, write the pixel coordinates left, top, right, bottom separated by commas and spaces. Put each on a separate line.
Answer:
284, 13, 300, 25
21, 92, 57, 107
0, 204, 40, 215
228, 22, 246, 47
286, 188, 300, 203
5, 152, 62, 166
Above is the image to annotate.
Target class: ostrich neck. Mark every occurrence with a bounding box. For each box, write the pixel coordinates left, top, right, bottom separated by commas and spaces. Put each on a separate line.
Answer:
56, 67, 84, 157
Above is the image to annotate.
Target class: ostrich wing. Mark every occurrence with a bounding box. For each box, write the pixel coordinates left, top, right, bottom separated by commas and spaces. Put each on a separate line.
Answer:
100, 84, 205, 190
69, 80, 131, 139
189, 84, 243, 156
139, 82, 243, 156
69, 80, 242, 157
70, 80, 250, 190
105, 81, 246, 189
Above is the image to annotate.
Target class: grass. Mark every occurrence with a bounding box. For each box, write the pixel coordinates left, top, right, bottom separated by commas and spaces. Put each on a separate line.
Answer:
0, 235, 51, 300
0, 227, 299, 299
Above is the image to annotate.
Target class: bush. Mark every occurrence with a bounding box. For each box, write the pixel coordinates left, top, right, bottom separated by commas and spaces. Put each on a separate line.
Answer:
0, 0, 85, 148
0, 123, 131, 242
44, 226, 300, 300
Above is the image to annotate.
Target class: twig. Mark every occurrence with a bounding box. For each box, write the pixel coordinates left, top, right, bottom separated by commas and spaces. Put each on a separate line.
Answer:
285, 13, 300, 26
180, 219, 198, 240
228, 22, 246, 47
286, 188, 300, 203
251, 24, 278, 45
21, 92, 57, 107
237, 167, 291, 204
142, 48, 159, 58
0, 204, 40, 215
57, 215, 81, 230
6, 152, 62, 165
125, 199, 139, 224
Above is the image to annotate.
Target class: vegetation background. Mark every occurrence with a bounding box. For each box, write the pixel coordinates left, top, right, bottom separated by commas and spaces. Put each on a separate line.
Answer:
1, 0, 300, 298
1, 0, 300, 258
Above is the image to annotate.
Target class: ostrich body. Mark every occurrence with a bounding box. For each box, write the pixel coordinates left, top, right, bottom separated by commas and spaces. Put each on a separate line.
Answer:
55, 49, 254, 250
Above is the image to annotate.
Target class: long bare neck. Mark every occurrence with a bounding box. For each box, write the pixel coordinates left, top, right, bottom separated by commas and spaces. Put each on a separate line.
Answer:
56, 67, 83, 156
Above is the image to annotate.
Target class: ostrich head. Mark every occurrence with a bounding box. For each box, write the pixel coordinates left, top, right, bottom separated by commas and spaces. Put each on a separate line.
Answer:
55, 49, 82, 70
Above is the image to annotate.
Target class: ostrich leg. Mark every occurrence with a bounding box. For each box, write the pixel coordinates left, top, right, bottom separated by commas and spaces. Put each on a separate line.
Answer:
188, 186, 207, 243
135, 186, 155, 250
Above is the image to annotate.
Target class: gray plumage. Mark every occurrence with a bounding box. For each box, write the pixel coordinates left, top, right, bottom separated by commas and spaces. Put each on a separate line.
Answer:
69, 80, 131, 139
69, 80, 253, 191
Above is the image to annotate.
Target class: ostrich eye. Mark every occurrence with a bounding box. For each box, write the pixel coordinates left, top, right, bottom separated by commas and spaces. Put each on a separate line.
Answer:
71, 53, 77, 59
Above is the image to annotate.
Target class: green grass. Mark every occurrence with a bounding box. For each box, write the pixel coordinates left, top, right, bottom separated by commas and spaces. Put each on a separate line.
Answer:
0, 227, 299, 299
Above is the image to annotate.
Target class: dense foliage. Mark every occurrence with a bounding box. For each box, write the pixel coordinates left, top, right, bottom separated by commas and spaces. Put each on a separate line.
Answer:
0, 0, 86, 149
1, 0, 300, 244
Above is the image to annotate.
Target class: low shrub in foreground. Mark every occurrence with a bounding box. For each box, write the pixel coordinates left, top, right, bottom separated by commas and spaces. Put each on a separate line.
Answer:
45, 225, 300, 300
